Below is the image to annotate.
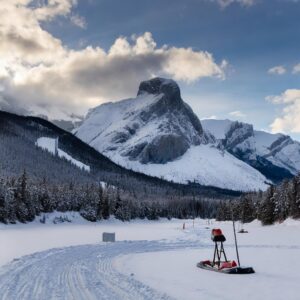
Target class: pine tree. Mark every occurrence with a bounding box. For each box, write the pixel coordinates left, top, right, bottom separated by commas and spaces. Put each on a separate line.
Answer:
273, 180, 289, 222
287, 176, 300, 218
15, 170, 35, 222
80, 184, 98, 222
5, 186, 17, 224
114, 189, 122, 215
96, 184, 103, 219
147, 203, 159, 220
216, 201, 231, 221
39, 177, 53, 213
239, 196, 255, 223
115, 199, 131, 221
258, 186, 275, 225
0, 180, 7, 223
101, 189, 110, 220
294, 175, 300, 218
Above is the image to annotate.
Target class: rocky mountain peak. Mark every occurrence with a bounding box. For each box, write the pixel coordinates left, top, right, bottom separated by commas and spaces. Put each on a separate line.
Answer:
137, 77, 181, 98
136, 77, 203, 139
137, 77, 182, 109
76, 77, 212, 165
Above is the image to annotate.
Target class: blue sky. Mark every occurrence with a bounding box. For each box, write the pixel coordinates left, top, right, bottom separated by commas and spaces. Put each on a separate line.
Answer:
1, 0, 300, 139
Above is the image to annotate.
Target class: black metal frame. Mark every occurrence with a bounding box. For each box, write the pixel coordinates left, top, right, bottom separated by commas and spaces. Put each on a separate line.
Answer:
212, 241, 228, 267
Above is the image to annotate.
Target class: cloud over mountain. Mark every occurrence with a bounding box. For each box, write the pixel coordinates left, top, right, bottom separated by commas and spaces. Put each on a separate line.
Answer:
0, 1, 226, 119
267, 89, 300, 133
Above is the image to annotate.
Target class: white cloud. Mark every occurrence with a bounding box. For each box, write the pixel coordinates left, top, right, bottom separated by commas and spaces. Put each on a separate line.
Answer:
212, 0, 255, 8
0, 1, 66, 65
229, 110, 246, 118
267, 89, 300, 133
0, 1, 227, 119
292, 63, 300, 74
34, 0, 77, 21
268, 65, 287, 75
164, 48, 227, 82
200, 115, 218, 120
70, 14, 87, 29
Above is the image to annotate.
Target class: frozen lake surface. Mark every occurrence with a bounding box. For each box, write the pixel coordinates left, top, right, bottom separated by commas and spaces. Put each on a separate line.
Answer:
0, 214, 299, 299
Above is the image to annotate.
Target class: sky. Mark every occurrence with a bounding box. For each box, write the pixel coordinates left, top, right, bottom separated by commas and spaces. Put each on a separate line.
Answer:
1, 0, 300, 139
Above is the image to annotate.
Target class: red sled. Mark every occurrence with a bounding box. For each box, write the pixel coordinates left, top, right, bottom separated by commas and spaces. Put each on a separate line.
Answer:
197, 260, 254, 274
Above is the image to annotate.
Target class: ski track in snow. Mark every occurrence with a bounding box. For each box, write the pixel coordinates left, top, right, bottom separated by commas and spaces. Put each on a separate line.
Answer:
0, 239, 205, 300
1, 236, 300, 300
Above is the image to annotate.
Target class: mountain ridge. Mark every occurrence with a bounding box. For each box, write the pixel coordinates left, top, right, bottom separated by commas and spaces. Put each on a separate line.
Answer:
202, 119, 299, 182
0, 109, 240, 200
75, 78, 280, 191
75, 78, 213, 165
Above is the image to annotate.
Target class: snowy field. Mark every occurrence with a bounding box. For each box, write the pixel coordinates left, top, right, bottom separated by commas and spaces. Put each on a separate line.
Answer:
0, 213, 299, 300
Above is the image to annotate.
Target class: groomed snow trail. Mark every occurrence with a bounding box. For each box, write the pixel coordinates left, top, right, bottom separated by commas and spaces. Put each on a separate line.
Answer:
0, 239, 208, 300
1, 225, 300, 300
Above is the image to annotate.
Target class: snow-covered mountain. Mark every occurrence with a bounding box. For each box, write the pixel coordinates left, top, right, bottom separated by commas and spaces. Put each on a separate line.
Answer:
75, 78, 271, 191
202, 119, 300, 182
0, 109, 240, 212
75, 78, 213, 164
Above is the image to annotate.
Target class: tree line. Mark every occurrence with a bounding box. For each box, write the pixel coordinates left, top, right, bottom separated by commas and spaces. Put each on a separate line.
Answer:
0, 170, 219, 224
216, 175, 300, 225
3, 171, 299, 225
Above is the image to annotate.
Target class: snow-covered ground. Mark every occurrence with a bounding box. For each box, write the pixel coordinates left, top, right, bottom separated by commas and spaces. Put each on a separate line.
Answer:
0, 215, 299, 299
0, 212, 184, 267
117, 219, 300, 300
36, 137, 90, 172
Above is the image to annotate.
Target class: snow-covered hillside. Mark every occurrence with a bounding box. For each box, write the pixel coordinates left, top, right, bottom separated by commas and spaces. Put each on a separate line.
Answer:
109, 144, 268, 191
75, 78, 269, 191
36, 137, 90, 172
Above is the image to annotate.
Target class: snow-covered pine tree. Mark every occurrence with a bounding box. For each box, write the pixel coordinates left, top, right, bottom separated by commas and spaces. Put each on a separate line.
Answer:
146, 202, 159, 220
5, 184, 17, 224
38, 177, 53, 213
96, 184, 103, 219
114, 188, 122, 215
286, 175, 300, 218
79, 184, 98, 222
0, 179, 7, 223
258, 185, 275, 225
273, 180, 289, 222
15, 170, 35, 222
216, 201, 231, 221
115, 199, 131, 221
239, 195, 255, 223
